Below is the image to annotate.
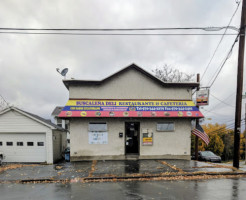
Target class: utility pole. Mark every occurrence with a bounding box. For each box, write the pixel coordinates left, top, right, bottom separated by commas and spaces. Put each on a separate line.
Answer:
195, 74, 200, 160
233, 0, 246, 169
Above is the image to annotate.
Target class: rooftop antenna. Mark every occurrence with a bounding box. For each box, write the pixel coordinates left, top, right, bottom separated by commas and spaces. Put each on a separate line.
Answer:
56, 68, 68, 79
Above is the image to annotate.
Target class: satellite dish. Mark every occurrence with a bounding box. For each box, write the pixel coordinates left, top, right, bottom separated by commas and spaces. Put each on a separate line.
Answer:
56, 68, 69, 79
61, 68, 68, 76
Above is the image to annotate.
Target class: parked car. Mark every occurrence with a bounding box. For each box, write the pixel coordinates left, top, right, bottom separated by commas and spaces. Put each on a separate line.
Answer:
197, 151, 221, 163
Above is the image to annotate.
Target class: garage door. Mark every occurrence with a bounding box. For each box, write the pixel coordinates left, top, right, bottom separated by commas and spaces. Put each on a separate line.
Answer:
0, 133, 46, 163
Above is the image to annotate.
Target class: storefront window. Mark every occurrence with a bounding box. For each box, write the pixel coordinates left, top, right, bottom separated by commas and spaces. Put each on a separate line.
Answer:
89, 122, 107, 132
88, 123, 108, 144
157, 122, 174, 131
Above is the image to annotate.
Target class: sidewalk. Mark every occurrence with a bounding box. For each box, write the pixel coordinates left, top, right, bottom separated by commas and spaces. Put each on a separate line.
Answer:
0, 160, 246, 183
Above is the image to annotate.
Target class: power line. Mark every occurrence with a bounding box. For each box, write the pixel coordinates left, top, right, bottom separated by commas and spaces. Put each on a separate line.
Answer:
201, 106, 244, 123
207, 33, 240, 87
0, 26, 239, 32
215, 118, 236, 124
0, 94, 10, 111
207, 123, 244, 135
202, 107, 235, 117
203, 81, 246, 115
201, 1, 241, 82
205, 91, 237, 113
202, 108, 235, 117
206, 118, 245, 134
210, 93, 235, 107
0, 32, 240, 36
213, 116, 245, 125
0, 94, 9, 106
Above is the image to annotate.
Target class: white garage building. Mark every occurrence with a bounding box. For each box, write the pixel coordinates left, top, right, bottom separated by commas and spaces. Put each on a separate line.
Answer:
0, 107, 67, 164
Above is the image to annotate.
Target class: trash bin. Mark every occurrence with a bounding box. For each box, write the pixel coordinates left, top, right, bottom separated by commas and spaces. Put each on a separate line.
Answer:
64, 148, 70, 162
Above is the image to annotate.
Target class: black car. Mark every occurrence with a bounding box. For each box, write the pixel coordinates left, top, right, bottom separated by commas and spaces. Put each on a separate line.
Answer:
0, 151, 4, 166
198, 151, 221, 163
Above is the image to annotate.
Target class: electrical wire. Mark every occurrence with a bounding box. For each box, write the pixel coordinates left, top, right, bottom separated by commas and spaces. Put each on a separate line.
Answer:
202, 82, 246, 114
0, 26, 239, 32
210, 93, 235, 107
202, 108, 234, 116
203, 94, 235, 114
0, 94, 10, 111
0, 94, 9, 105
210, 121, 245, 135
215, 118, 236, 124
207, 33, 240, 87
206, 118, 245, 134
201, 1, 241, 82
0, 32, 240, 36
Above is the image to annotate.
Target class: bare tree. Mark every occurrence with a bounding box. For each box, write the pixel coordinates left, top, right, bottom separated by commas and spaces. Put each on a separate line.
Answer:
0, 95, 9, 112
152, 64, 195, 83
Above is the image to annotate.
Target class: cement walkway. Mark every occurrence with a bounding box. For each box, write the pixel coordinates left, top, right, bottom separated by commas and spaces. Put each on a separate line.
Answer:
0, 160, 246, 183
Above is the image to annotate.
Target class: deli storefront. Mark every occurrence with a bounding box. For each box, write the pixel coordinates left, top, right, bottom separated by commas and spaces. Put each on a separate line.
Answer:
59, 99, 203, 161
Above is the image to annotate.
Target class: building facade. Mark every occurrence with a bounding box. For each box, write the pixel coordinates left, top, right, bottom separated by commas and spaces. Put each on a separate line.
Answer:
59, 64, 203, 161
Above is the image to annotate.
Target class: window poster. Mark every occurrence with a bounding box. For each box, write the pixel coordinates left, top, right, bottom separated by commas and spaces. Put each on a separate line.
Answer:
142, 130, 153, 146
89, 132, 108, 144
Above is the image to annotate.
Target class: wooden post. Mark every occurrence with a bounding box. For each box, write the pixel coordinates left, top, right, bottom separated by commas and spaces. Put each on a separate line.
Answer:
195, 74, 200, 160
233, 0, 246, 169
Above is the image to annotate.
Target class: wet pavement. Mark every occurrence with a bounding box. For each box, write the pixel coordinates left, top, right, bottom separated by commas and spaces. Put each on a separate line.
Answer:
0, 178, 246, 200
0, 160, 245, 182
92, 160, 177, 177
0, 165, 57, 181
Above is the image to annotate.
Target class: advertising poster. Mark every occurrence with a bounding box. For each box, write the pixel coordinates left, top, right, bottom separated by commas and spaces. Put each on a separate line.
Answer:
142, 132, 153, 146
59, 99, 204, 118
196, 89, 209, 106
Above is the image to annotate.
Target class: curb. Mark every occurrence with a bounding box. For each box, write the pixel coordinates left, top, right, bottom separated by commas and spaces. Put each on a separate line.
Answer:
83, 171, 246, 181
1, 171, 246, 184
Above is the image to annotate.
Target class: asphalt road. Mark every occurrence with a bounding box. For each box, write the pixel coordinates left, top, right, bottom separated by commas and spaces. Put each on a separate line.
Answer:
0, 178, 246, 200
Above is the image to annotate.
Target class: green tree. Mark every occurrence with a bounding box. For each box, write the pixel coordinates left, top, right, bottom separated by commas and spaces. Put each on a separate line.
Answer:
240, 133, 245, 160
219, 130, 234, 161
205, 134, 225, 156
192, 123, 245, 161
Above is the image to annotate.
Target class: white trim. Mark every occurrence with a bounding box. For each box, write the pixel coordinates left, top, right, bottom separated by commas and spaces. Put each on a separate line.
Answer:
0, 107, 11, 115
0, 107, 55, 130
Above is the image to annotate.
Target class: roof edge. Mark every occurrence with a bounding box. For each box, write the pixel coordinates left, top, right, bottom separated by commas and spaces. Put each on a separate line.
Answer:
63, 63, 199, 89
0, 106, 65, 131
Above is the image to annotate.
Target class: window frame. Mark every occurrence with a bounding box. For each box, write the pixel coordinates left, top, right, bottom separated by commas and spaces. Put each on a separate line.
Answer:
27, 142, 34, 146
6, 142, 13, 146
17, 142, 24, 146
156, 122, 175, 132
88, 122, 107, 132
37, 142, 44, 146
57, 118, 63, 127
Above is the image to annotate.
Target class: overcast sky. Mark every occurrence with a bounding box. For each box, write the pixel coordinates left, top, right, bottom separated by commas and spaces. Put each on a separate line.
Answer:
0, 0, 245, 127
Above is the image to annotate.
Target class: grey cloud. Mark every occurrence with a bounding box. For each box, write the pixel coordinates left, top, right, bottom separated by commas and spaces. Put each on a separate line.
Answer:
0, 0, 243, 124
